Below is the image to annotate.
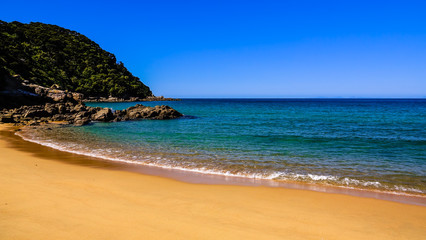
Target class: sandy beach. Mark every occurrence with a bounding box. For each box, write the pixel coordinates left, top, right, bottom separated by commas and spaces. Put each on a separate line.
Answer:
1, 125, 425, 240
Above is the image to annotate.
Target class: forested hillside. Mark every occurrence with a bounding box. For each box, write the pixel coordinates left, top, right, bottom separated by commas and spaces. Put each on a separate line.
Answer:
0, 21, 152, 98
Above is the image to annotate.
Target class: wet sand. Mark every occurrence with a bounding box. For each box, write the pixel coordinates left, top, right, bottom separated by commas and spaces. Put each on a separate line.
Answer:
14, 124, 426, 206
1, 124, 425, 239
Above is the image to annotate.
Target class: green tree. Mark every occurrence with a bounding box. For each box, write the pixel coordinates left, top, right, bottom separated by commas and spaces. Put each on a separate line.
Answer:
0, 20, 153, 98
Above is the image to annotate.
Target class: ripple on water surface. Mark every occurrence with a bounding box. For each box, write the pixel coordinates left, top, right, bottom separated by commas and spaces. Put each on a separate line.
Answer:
18, 99, 426, 195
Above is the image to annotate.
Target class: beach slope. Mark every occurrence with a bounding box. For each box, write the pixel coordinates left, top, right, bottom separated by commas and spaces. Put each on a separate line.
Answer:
0, 126, 425, 240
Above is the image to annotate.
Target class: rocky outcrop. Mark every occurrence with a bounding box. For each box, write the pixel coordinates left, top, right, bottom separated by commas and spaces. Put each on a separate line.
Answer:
91, 108, 114, 122
0, 75, 50, 109
0, 102, 183, 126
83, 95, 180, 102
0, 74, 83, 109
0, 74, 183, 126
29, 84, 84, 102
125, 104, 182, 120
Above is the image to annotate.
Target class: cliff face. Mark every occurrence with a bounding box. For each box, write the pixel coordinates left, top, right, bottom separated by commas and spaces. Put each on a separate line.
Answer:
0, 20, 152, 99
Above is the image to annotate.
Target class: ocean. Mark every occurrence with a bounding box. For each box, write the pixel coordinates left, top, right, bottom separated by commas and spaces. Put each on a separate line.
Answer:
18, 99, 426, 195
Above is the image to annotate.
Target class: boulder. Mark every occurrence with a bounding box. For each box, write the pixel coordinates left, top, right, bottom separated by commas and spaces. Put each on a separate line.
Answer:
72, 92, 84, 101
124, 104, 182, 120
92, 108, 114, 122
46, 89, 68, 102
73, 117, 91, 126
152, 105, 183, 119
73, 104, 86, 112
33, 85, 48, 96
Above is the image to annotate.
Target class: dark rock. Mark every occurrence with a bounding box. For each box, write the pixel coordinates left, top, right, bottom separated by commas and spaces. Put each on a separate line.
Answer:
44, 103, 58, 115
24, 83, 82, 103
74, 111, 90, 119
112, 117, 121, 122
71, 92, 84, 101
57, 104, 66, 114
73, 104, 86, 113
74, 117, 91, 126
153, 105, 183, 119
28, 120, 40, 126
86, 107, 99, 116
114, 109, 127, 117
23, 109, 50, 118
0, 74, 84, 110
1, 85, 182, 126
123, 104, 182, 120
92, 108, 114, 122
0, 115, 15, 123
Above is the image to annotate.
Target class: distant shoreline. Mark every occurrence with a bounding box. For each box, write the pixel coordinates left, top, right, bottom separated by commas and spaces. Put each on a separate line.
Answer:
174, 97, 426, 100
83, 96, 181, 103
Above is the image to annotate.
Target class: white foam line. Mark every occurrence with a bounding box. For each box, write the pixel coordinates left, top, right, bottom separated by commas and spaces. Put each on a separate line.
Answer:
16, 131, 425, 196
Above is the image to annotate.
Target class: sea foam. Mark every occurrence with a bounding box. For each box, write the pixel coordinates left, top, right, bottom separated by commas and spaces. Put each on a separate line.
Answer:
16, 129, 425, 196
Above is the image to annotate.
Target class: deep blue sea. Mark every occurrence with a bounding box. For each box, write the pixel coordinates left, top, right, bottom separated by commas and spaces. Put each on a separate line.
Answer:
20, 99, 426, 195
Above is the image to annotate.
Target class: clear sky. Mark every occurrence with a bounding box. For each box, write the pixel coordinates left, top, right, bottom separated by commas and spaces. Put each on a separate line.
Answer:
2, 0, 425, 98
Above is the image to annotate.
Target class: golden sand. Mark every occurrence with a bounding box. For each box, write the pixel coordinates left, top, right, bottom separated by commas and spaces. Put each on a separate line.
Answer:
0, 124, 425, 239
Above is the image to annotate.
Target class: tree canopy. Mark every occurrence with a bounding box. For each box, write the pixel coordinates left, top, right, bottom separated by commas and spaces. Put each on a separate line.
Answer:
0, 21, 152, 98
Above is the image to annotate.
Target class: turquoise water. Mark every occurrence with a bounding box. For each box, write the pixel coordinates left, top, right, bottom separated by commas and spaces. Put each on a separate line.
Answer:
21, 99, 426, 195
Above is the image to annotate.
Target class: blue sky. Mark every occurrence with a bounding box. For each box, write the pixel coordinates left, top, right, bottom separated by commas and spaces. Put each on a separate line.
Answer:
2, 0, 425, 97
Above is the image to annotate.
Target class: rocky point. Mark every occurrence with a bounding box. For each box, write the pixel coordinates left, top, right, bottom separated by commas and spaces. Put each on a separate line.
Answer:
0, 75, 183, 126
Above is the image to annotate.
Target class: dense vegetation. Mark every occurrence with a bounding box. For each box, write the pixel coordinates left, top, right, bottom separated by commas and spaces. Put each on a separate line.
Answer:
0, 21, 152, 98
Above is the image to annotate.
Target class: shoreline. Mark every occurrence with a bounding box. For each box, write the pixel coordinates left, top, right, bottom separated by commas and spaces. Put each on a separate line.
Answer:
1, 123, 426, 239
6, 123, 426, 206
11, 124, 426, 206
